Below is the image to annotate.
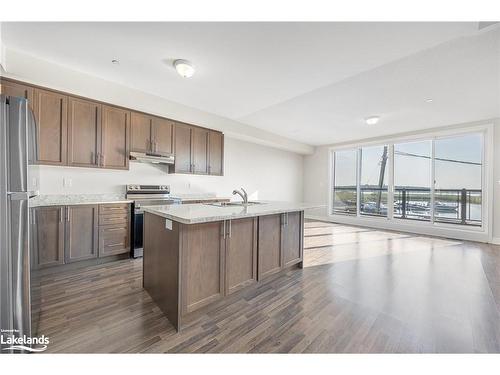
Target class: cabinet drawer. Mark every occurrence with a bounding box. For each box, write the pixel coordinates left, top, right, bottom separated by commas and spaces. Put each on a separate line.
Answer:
99, 224, 130, 257
99, 203, 130, 215
99, 213, 129, 225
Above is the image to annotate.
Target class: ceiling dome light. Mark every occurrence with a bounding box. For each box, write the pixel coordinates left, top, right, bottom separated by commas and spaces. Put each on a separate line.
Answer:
173, 59, 195, 78
365, 116, 380, 125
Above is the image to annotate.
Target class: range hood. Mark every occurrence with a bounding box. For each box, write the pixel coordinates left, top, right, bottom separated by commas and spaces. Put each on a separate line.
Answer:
129, 151, 175, 165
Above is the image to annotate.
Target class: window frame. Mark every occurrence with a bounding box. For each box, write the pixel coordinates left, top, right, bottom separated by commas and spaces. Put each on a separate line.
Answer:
328, 123, 494, 243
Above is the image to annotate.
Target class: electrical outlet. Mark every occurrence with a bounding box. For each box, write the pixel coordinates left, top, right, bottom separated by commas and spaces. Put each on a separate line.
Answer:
63, 177, 72, 188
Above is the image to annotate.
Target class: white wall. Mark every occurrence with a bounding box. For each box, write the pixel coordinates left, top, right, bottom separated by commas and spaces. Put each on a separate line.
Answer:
304, 119, 500, 243
34, 137, 304, 202
0, 22, 5, 72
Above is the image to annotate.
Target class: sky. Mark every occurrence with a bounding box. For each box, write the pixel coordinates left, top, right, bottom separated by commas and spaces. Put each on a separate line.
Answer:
334, 133, 483, 190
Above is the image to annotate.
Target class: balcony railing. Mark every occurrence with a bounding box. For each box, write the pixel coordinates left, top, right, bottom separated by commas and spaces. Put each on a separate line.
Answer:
332, 186, 482, 226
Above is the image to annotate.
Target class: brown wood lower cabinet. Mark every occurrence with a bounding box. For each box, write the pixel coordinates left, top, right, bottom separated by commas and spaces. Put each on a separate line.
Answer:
98, 203, 131, 257
64, 205, 99, 263
143, 211, 303, 331
31, 203, 131, 270
224, 218, 258, 295
257, 214, 282, 280
282, 211, 304, 267
31, 206, 65, 269
181, 221, 225, 314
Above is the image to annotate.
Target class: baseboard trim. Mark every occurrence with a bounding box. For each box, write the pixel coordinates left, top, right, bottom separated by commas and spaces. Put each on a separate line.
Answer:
304, 214, 495, 244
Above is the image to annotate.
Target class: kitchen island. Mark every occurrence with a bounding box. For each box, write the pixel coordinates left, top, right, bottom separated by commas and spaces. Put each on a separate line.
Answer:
142, 202, 315, 331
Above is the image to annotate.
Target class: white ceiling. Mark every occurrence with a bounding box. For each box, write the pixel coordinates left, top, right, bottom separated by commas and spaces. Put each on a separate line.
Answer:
2, 22, 499, 146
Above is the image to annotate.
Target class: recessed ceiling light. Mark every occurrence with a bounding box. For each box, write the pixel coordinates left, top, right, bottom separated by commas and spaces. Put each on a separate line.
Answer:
365, 116, 380, 125
425, 98, 433, 103
111, 59, 120, 65
173, 59, 195, 78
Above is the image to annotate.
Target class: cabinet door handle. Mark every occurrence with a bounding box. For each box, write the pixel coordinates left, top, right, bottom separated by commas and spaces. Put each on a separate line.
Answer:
66, 207, 70, 222
101, 154, 105, 166
286, 212, 288, 226
107, 242, 124, 247
228, 220, 232, 238
106, 227, 125, 232
222, 220, 226, 239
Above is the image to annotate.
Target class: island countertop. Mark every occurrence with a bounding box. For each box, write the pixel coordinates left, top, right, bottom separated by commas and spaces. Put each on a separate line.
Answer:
142, 201, 323, 224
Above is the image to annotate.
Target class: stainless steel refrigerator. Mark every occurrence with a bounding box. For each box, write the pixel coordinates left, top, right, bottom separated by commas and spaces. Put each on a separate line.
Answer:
0, 94, 39, 353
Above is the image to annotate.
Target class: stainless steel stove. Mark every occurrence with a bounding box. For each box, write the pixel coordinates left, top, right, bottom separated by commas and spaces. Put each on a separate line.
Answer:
126, 184, 181, 258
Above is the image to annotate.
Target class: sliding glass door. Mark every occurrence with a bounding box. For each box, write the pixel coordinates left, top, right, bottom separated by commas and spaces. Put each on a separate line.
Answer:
331, 131, 485, 228
360, 145, 388, 217
434, 133, 483, 226
332, 149, 357, 215
393, 140, 431, 221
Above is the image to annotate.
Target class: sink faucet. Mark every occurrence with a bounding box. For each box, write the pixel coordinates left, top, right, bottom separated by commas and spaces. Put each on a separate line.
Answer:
232, 187, 248, 204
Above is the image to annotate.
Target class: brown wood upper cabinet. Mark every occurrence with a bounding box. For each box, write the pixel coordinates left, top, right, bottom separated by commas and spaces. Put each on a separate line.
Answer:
130, 112, 173, 154
0, 79, 34, 110
171, 123, 223, 175
171, 123, 193, 174
33, 88, 68, 165
101, 105, 130, 170
152, 117, 173, 154
67, 98, 101, 168
208, 131, 224, 176
192, 127, 209, 174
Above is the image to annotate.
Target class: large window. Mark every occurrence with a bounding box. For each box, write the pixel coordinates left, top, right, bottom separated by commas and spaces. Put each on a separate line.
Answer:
332, 149, 357, 215
330, 131, 485, 227
394, 140, 431, 221
434, 134, 483, 226
360, 145, 388, 217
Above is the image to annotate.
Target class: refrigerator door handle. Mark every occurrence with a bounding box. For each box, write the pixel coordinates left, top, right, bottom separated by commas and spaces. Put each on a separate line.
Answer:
8, 197, 32, 349
8, 191, 31, 200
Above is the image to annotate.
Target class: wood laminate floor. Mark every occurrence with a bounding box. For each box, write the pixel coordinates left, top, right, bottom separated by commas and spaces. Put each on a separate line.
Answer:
37, 220, 500, 353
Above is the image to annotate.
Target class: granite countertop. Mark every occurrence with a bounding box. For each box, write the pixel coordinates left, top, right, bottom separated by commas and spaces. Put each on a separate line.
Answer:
142, 201, 324, 224
30, 194, 133, 208
169, 193, 232, 202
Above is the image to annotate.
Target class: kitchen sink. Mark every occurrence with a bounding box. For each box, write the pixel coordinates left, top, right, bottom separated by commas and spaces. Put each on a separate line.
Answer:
205, 201, 266, 207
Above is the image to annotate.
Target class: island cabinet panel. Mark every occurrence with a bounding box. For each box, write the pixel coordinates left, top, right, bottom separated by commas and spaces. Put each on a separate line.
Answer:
67, 98, 101, 168
208, 131, 224, 176
100, 105, 130, 170
64, 205, 99, 263
143, 212, 180, 330
0, 79, 34, 109
130, 112, 152, 153
282, 211, 304, 267
257, 214, 282, 280
181, 221, 225, 314
152, 117, 174, 154
32, 206, 65, 269
224, 218, 258, 295
172, 123, 193, 173
192, 127, 209, 174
